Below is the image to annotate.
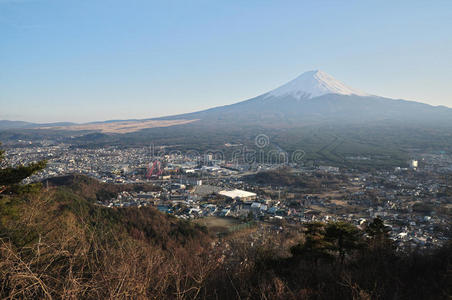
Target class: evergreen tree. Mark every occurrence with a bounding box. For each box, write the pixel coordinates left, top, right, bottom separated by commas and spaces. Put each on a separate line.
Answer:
290, 222, 333, 265
0, 143, 47, 195
365, 217, 393, 250
324, 221, 364, 264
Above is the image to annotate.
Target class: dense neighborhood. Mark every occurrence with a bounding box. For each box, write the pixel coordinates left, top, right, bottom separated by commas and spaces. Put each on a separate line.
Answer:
2, 141, 451, 250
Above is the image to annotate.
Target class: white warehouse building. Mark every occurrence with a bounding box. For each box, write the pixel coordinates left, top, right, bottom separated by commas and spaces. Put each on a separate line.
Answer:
219, 189, 257, 203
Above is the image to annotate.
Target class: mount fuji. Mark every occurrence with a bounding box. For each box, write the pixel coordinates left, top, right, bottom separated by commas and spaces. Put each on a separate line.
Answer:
161, 70, 452, 127
2, 70, 452, 131
265, 70, 369, 100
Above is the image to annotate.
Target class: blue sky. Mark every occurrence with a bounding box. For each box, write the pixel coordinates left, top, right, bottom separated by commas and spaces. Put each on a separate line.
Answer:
1, 0, 451, 123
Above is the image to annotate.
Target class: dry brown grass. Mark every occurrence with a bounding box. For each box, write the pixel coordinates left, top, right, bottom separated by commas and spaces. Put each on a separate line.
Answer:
0, 191, 219, 299
38, 119, 199, 133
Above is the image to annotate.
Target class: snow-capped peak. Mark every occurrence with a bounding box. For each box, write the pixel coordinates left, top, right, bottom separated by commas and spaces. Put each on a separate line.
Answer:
266, 70, 369, 99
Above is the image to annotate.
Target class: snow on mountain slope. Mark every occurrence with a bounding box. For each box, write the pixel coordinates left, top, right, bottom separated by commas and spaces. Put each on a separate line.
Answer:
266, 70, 369, 99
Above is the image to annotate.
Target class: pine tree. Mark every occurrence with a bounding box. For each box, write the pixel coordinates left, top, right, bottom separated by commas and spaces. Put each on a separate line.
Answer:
290, 222, 334, 265
0, 143, 47, 195
324, 221, 364, 264
365, 217, 393, 250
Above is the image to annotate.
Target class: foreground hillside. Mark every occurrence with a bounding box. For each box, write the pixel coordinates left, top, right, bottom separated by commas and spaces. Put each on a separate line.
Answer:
0, 176, 451, 299
0, 177, 213, 298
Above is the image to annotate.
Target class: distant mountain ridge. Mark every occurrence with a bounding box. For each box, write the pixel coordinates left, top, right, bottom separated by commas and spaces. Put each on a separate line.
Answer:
0, 120, 34, 129
2, 70, 452, 131
158, 70, 452, 127
0, 120, 76, 129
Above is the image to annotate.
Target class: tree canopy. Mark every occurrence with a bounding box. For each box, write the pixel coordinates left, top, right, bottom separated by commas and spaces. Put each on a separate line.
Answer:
291, 221, 365, 265
0, 143, 47, 195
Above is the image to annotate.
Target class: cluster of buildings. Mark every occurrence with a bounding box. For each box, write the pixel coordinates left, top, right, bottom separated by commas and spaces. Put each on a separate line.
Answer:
2, 141, 451, 249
